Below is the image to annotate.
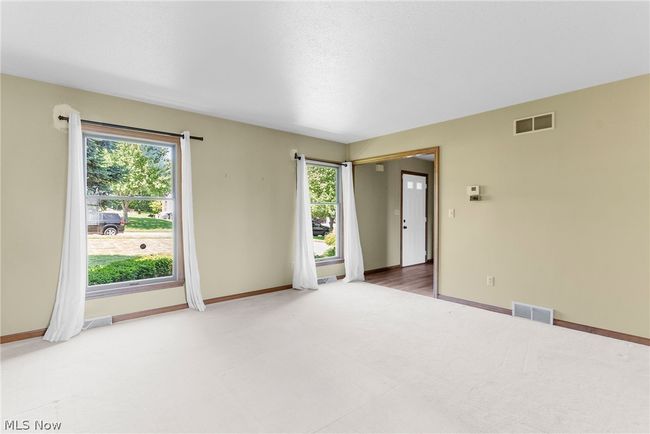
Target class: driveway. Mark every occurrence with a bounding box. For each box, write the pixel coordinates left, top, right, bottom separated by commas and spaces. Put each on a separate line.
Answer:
88, 231, 173, 256
313, 239, 328, 255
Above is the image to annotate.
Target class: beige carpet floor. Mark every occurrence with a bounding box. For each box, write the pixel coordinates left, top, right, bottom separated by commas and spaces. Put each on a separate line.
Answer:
2, 281, 648, 433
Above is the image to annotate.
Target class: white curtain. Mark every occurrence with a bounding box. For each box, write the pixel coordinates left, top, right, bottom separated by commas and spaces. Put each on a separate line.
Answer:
181, 132, 206, 311
292, 155, 319, 290
44, 112, 86, 342
341, 163, 365, 282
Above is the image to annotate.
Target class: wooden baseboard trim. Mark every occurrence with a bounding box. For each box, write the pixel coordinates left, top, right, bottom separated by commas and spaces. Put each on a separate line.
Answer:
438, 294, 649, 346
1, 284, 293, 344
438, 294, 512, 315
112, 303, 189, 323
364, 265, 401, 276
553, 319, 649, 346
113, 284, 293, 323
204, 284, 292, 305
0, 328, 48, 344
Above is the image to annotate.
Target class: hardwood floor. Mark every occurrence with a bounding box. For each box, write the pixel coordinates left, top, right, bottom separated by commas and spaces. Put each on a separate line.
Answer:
365, 262, 434, 297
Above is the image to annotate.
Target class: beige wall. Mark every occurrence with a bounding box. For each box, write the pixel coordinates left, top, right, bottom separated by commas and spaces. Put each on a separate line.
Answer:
355, 158, 434, 270
0, 74, 346, 335
2, 74, 648, 339
350, 75, 650, 338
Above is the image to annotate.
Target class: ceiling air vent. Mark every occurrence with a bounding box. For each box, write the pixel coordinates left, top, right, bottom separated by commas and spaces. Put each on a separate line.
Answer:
512, 301, 554, 325
514, 112, 554, 135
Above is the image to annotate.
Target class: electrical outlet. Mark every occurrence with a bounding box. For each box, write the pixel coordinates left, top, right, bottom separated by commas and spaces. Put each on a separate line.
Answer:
486, 276, 495, 287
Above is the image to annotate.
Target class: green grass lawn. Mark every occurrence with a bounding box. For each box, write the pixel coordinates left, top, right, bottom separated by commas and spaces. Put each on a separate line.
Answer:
88, 255, 135, 267
126, 216, 172, 231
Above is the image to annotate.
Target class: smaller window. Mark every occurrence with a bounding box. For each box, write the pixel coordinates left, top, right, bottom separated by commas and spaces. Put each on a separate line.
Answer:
407, 181, 414, 189
416, 182, 423, 190
307, 163, 341, 262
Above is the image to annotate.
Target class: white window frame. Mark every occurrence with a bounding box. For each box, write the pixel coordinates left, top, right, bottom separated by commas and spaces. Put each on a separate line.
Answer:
83, 130, 183, 299
306, 160, 343, 265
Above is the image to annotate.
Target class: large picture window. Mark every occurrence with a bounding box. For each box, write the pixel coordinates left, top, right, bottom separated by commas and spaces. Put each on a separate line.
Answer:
84, 130, 181, 297
307, 162, 341, 262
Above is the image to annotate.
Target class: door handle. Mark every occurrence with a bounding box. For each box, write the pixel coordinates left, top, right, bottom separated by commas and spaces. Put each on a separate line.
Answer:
403, 226, 408, 229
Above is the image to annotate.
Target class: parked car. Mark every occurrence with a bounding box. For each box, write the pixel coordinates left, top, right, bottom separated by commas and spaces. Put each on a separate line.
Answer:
312, 221, 331, 236
159, 211, 173, 220
88, 212, 126, 235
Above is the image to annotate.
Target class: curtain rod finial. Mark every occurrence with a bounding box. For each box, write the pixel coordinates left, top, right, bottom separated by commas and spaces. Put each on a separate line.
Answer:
53, 104, 77, 132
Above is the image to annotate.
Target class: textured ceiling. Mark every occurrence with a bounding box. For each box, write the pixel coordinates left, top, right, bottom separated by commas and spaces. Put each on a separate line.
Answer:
2, 1, 648, 143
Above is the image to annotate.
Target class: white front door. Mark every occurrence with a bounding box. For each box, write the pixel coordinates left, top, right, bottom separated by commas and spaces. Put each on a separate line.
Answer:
402, 173, 427, 267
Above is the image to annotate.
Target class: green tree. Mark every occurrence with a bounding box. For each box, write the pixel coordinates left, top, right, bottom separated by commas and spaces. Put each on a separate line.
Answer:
85, 139, 126, 195
105, 142, 172, 222
307, 165, 337, 224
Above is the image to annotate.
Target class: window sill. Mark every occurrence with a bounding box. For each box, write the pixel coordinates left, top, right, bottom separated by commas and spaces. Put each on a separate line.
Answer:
86, 279, 185, 300
316, 258, 344, 267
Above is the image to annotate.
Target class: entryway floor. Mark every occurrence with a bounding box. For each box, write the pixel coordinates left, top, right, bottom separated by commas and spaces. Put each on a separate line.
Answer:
365, 262, 434, 297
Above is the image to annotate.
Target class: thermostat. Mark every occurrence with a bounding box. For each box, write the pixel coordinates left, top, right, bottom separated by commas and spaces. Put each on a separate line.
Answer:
467, 185, 481, 201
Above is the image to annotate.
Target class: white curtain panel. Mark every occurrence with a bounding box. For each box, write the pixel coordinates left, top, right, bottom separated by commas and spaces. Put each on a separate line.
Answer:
341, 163, 365, 282
292, 155, 319, 290
181, 132, 206, 311
44, 112, 86, 342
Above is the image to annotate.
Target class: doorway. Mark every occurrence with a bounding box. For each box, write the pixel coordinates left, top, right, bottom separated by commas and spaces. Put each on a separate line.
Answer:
401, 171, 428, 267
352, 147, 439, 297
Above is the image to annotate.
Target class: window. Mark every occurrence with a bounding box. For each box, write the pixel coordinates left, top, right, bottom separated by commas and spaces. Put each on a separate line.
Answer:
84, 130, 182, 298
307, 162, 341, 262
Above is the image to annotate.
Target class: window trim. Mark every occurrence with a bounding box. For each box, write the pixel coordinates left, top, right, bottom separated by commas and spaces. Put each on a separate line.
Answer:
82, 125, 184, 299
306, 160, 343, 264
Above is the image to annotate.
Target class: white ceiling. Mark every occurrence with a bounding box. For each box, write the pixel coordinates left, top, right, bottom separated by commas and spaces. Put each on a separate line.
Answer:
2, 2, 648, 143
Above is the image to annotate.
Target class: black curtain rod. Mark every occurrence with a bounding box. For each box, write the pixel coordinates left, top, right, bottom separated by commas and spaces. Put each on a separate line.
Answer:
58, 116, 204, 141
294, 153, 348, 167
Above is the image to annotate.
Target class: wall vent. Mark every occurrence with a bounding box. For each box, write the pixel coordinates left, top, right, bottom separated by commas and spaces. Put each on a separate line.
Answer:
514, 112, 554, 135
512, 302, 553, 325
83, 316, 113, 330
317, 275, 338, 285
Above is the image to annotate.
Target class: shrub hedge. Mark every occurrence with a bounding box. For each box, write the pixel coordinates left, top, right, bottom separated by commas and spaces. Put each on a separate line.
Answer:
324, 232, 336, 246
88, 255, 173, 285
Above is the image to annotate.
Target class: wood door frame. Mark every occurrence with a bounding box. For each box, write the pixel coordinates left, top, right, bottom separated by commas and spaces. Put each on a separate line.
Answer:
352, 146, 440, 297
400, 170, 429, 268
